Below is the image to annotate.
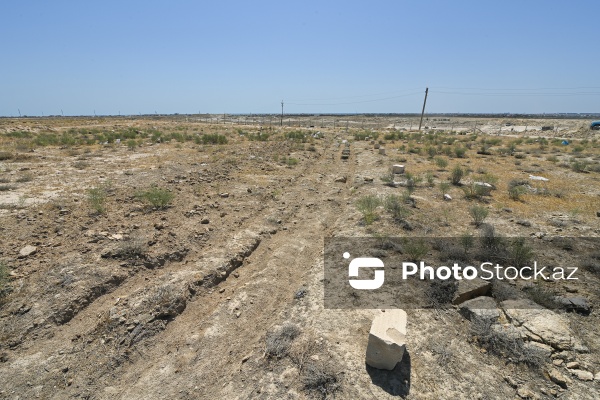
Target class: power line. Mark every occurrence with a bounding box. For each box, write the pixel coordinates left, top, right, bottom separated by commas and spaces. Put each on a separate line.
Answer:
286, 91, 423, 106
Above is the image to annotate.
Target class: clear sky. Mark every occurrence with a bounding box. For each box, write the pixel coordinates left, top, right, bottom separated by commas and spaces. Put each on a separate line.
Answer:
2, 0, 600, 116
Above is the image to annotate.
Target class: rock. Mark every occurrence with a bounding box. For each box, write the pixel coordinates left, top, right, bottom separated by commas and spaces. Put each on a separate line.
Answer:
517, 387, 538, 399
18, 245, 37, 258
364, 177, 374, 183
474, 181, 493, 195
219, 193, 229, 198
378, 148, 386, 155
392, 164, 405, 174
524, 341, 552, 359
452, 278, 491, 305
516, 220, 532, 227
504, 376, 518, 388
529, 175, 549, 182
502, 299, 577, 350
569, 369, 593, 381
374, 143, 380, 149
596, 211, 600, 218
553, 296, 591, 315
459, 296, 500, 322
547, 368, 570, 388
365, 309, 407, 370
443, 193, 452, 201
201, 218, 210, 224
563, 284, 578, 293
595, 372, 600, 381
552, 359, 563, 366
566, 361, 579, 369
334, 176, 347, 183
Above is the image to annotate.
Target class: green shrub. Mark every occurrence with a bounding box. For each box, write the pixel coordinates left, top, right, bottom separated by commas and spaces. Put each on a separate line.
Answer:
403, 238, 429, 261
450, 165, 464, 185
454, 147, 467, 158
201, 133, 228, 145
434, 156, 448, 169
136, 186, 174, 209
571, 160, 588, 173
87, 187, 107, 214
439, 182, 450, 197
469, 205, 488, 226
356, 195, 381, 225
508, 185, 526, 201
384, 194, 408, 221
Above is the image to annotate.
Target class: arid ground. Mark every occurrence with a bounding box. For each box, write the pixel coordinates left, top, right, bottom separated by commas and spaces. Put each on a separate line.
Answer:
0, 115, 599, 399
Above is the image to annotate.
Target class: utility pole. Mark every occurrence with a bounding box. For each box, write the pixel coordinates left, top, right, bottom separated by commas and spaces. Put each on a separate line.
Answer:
280, 100, 284, 127
418, 87, 429, 131
18, 109, 21, 117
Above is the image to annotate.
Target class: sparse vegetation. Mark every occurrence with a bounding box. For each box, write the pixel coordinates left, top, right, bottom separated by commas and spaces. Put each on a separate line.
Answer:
450, 165, 464, 185
265, 323, 301, 359
356, 195, 381, 225
136, 186, 174, 209
87, 187, 107, 214
469, 205, 488, 226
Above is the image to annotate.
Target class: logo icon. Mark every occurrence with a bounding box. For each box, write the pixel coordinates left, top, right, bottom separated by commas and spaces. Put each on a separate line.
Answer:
345, 252, 385, 290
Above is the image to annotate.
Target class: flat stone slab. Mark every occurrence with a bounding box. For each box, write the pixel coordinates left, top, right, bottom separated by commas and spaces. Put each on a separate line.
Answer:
366, 309, 407, 370
459, 296, 500, 322
501, 299, 578, 350
452, 278, 491, 305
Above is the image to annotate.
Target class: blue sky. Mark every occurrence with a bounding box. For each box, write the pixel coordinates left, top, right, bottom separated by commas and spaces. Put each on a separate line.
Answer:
1, 0, 599, 116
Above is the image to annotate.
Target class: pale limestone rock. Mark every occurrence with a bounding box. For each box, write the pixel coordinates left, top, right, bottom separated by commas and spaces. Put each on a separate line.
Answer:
366, 309, 407, 370
392, 164, 405, 174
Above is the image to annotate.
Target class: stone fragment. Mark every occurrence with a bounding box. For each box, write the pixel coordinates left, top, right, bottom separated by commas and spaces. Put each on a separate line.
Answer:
452, 278, 491, 305
392, 164, 405, 174
365, 309, 407, 370
458, 296, 500, 322
18, 245, 37, 258
547, 368, 570, 388
569, 369, 593, 381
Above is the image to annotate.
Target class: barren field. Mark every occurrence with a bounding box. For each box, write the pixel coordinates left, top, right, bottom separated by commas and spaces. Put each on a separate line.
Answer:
0, 116, 599, 399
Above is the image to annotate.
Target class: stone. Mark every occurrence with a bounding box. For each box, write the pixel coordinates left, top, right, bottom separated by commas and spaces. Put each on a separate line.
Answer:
201, 218, 210, 224
517, 387, 538, 399
452, 278, 491, 305
501, 299, 579, 350
458, 296, 500, 322
552, 359, 563, 366
595, 372, 600, 381
18, 245, 37, 258
443, 193, 452, 201
524, 341, 552, 359
569, 369, 593, 381
547, 368, 570, 388
334, 176, 347, 183
553, 296, 591, 315
219, 193, 229, 198
392, 164, 405, 174
374, 143, 380, 149
529, 174, 549, 182
516, 219, 532, 227
474, 181, 493, 195
365, 309, 407, 370
563, 284, 578, 293
565, 361, 579, 369
378, 148, 386, 155
504, 376, 518, 388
